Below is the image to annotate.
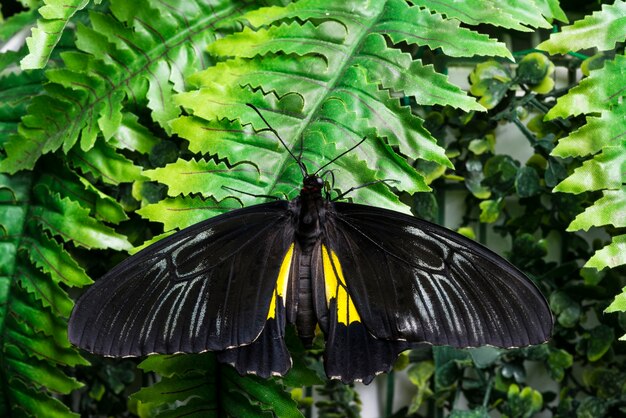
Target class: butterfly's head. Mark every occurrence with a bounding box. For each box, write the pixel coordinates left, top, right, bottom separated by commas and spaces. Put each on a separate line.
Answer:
302, 175, 324, 192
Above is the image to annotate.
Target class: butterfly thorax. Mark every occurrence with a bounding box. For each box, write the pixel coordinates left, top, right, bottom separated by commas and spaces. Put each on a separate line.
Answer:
290, 175, 328, 346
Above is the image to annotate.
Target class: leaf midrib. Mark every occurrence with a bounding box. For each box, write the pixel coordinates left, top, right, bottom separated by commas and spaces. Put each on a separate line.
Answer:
264, 2, 388, 196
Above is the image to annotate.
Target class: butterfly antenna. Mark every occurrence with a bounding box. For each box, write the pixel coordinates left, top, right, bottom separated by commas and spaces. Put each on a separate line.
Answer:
246, 103, 307, 177
332, 179, 399, 201
313, 136, 368, 176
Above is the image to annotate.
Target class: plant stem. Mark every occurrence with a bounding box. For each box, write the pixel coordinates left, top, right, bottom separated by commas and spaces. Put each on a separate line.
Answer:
385, 371, 395, 417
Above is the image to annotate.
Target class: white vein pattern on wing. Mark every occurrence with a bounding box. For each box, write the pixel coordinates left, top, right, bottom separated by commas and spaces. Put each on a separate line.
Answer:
426, 273, 458, 342
438, 269, 484, 340
164, 276, 204, 343
140, 281, 186, 345
196, 294, 208, 340
449, 252, 504, 341
169, 229, 215, 278
157, 232, 203, 257
450, 252, 490, 336
117, 259, 169, 348
96, 257, 169, 353
435, 274, 473, 336
190, 277, 210, 339
403, 226, 448, 270
456, 254, 510, 341
413, 270, 438, 335
482, 265, 528, 343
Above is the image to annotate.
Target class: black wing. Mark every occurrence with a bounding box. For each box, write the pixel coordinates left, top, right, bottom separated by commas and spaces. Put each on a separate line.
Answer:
69, 201, 296, 370
310, 239, 409, 384
320, 202, 552, 349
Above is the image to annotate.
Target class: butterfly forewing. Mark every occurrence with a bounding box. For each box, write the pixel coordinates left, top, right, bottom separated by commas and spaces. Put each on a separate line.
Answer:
68, 202, 296, 357
322, 202, 553, 349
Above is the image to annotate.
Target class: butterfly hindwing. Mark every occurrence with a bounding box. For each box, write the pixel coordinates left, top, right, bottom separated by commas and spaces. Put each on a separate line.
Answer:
216, 243, 296, 377
322, 202, 553, 349
69, 202, 296, 360
311, 243, 410, 383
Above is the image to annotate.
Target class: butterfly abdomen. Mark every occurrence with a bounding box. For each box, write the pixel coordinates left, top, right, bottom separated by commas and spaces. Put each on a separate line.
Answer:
295, 245, 316, 347
291, 179, 327, 347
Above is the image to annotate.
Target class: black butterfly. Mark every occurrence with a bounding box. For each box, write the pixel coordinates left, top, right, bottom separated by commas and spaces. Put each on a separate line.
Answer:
69, 107, 553, 384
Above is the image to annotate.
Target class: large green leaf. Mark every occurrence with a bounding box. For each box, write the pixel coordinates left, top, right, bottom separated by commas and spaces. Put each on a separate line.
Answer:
538, 1, 626, 54
169, 0, 527, 214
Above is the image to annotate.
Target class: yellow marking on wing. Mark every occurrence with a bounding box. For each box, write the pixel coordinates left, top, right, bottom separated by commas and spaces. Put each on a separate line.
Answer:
322, 245, 361, 325
267, 243, 295, 320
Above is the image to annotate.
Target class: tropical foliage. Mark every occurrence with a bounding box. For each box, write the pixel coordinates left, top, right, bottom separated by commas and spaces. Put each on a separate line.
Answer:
0, 0, 624, 417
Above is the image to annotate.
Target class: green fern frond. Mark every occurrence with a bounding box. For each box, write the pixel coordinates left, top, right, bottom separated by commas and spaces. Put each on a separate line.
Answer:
20, 0, 90, 70
538, 1, 626, 54
168, 0, 518, 214
546, 55, 626, 272
130, 354, 302, 417
0, 65, 130, 417
0, 9, 38, 43
410, 0, 564, 31
0, 0, 251, 174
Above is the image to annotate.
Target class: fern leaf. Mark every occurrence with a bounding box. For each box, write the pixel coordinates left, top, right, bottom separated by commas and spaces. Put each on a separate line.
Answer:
0, 173, 86, 417
172, 0, 528, 214
137, 195, 242, 231
553, 146, 625, 194
37, 168, 129, 224
568, 188, 626, 232
374, 0, 512, 59
131, 354, 302, 418
545, 52, 626, 272
590, 235, 626, 271
0, 68, 135, 416
552, 105, 626, 158
20, 0, 90, 70
538, 1, 626, 54
69, 139, 148, 185
546, 55, 625, 119
0, 9, 38, 42
410, 0, 558, 31
1, 0, 250, 174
